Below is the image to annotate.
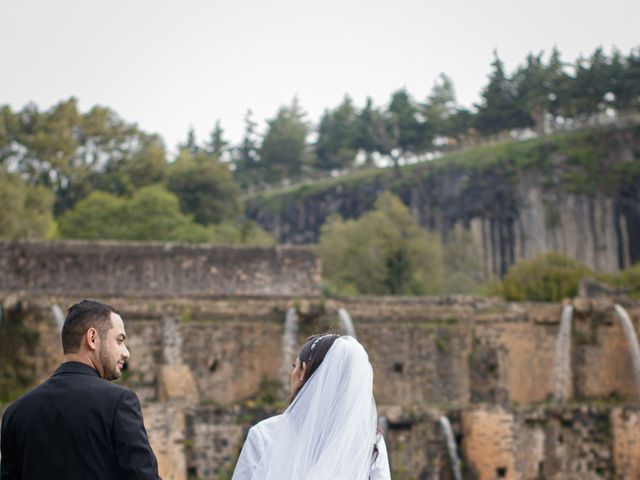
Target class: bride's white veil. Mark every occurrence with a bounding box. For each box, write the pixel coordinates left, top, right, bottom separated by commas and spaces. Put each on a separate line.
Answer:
251, 336, 378, 480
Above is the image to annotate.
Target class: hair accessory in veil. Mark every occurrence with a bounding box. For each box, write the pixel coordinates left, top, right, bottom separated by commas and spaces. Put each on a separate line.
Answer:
310, 333, 339, 351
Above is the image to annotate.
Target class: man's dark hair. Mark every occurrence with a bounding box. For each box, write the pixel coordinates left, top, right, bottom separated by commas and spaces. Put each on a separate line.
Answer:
61, 300, 120, 354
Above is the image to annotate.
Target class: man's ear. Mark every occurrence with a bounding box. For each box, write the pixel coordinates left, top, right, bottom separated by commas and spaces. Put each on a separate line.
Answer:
85, 327, 99, 351
301, 361, 308, 376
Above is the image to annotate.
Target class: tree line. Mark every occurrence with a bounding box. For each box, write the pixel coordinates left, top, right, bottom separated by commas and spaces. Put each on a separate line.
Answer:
1, 45, 638, 242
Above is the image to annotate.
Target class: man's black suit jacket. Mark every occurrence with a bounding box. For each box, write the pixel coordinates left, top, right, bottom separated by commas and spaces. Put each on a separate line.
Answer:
0, 362, 160, 479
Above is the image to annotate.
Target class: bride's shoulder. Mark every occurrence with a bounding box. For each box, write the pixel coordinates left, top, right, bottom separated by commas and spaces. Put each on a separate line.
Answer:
249, 414, 283, 438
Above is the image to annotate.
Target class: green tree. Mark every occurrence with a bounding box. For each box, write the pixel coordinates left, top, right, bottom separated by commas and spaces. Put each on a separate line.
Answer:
206, 120, 229, 158
353, 97, 379, 165
621, 47, 640, 110
57, 190, 126, 240
424, 73, 458, 140
571, 47, 617, 116
178, 126, 199, 155
260, 99, 310, 183
354, 91, 428, 174
513, 52, 551, 134
475, 51, 529, 134
232, 110, 261, 188
2, 99, 169, 214
166, 150, 242, 225
545, 47, 572, 120
387, 89, 430, 154
119, 185, 214, 242
320, 192, 444, 295
57, 186, 213, 242
608, 48, 631, 111
0, 171, 54, 239
314, 96, 359, 171
96, 133, 167, 197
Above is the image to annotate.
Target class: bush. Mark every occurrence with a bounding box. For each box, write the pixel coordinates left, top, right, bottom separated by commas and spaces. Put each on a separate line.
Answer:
597, 263, 640, 298
498, 252, 591, 301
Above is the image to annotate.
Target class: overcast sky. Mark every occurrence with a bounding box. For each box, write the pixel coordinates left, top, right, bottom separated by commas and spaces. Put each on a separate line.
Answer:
1, 0, 638, 153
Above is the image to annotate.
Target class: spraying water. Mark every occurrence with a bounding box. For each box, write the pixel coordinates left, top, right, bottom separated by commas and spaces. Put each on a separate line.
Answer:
438, 416, 463, 480
281, 307, 299, 391
337, 308, 356, 338
613, 304, 640, 401
51, 304, 65, 332
553, 304, 574, 404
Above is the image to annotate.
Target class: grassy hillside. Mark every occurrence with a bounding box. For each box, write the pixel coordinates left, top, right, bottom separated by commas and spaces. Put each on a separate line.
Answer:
250, 124, 640, 214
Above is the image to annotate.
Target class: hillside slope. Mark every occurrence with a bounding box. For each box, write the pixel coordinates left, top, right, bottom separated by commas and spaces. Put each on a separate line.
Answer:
247, 125, 640, 278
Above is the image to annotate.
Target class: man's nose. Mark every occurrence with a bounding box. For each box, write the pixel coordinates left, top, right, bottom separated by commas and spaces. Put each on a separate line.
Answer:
122, 345, 130, 360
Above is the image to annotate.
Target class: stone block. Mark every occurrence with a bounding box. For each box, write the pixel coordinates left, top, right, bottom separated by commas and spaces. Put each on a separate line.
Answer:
143, 404, 187, 480
462, 407, 517, 480
157, 364, 199, 403
611, 407, 640, 479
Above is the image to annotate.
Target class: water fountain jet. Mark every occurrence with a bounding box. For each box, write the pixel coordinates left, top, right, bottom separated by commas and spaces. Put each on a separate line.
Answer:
613, 304, 640, 401
337, 308, 356, 338
280, 307, 299, 392
438, 415, 463, 480
553, 304, 574, 404
51, 304, 65, 333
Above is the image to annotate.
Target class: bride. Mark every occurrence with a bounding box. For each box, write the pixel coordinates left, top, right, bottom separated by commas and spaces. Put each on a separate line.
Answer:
232, 333, 391, 479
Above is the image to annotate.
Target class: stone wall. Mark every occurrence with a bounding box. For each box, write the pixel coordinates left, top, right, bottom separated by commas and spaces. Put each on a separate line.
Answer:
0, 240, 320, 297
2, 294, 640, 479
9, 295, 638, 408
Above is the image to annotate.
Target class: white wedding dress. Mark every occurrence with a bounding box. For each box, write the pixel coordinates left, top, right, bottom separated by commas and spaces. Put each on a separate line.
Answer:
232, 337, 392, 480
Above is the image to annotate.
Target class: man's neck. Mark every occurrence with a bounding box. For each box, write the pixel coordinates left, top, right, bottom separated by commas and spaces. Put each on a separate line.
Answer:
63, 353, 100, 376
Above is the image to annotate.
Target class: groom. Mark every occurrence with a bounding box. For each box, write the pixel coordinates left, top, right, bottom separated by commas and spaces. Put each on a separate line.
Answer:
0, 299, 160, 479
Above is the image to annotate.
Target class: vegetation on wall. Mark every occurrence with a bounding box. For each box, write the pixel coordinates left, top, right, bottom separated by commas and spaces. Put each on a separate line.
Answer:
597, 263, 640, 299
495, 253, 592, 301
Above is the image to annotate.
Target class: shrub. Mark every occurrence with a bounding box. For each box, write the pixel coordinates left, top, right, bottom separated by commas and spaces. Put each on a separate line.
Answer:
499, 252, 591, 301
597, 263, 640, 298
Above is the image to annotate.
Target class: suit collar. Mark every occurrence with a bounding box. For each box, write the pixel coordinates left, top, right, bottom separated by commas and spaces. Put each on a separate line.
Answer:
53, 361, 101, 378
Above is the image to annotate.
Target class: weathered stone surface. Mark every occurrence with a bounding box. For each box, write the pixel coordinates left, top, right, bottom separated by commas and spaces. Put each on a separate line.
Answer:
143, 404, 187, 480
462, 407, 517, 479
157, 365, 199, 403
3, 295, 640, 479
611, 407, 640, 479
187, 408, 246, 480
0, 240, 321, 297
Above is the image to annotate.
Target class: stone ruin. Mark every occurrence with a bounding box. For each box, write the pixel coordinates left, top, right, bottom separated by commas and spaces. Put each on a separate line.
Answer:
1, 240, 640, 479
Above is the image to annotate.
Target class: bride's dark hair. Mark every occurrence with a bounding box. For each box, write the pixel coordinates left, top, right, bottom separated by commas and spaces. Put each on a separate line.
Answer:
290, 333, 340, 403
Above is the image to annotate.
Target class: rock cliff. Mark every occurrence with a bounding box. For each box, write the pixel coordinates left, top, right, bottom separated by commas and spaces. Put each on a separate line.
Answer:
247, 125, 640, 278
